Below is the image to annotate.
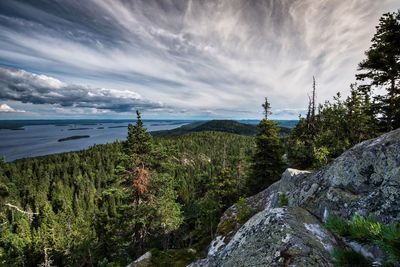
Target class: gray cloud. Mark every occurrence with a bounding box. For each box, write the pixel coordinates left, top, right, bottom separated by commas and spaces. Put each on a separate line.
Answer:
0, 67, 164, 112
0, 0, 398, 118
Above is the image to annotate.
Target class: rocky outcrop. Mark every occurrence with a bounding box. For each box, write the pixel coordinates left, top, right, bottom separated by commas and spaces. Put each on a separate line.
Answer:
286, 128, 400, 223
190, 128, 400, 266
127, 251, 152, 267
190, 207, 337, 267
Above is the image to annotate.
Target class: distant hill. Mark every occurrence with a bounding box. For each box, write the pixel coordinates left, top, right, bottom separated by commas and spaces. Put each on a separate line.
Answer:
151, 120, 291, 137
240, 119, 298, 129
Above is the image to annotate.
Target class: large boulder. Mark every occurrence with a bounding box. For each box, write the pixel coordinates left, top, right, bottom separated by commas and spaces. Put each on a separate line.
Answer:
189, 207, 337, 267
231, 128, 400, 224
287, 128, 400, 223
190, 128, 400, 266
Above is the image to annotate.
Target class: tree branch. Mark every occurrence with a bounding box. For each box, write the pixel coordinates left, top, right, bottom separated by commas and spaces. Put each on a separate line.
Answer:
4, 203, 38, 215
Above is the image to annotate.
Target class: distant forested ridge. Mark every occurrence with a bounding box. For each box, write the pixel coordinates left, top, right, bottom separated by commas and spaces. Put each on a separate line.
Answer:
151, 119, 292, 137
58, 135, 90, 142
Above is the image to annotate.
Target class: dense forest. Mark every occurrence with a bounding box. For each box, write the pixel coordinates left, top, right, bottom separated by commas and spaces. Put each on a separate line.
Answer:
0, 121, 255, 266
150, 119, 291, 137
0, 9, 399, 267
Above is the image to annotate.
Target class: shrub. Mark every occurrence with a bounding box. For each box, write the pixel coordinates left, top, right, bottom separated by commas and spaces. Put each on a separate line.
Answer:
325, 215, 349, 236
348, 215, 382, 243
312, 146, 330, 168
375, 223, 400, 263
331, 248, 371, 267
216, 218, 236, 236
326, 215, 400, 265
235, 197, 255, 224
278, 192, 288, 207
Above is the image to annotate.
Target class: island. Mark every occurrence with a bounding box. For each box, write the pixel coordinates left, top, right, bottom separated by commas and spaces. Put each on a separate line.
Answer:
67, 127, 92, 131
57, 135, 90, 142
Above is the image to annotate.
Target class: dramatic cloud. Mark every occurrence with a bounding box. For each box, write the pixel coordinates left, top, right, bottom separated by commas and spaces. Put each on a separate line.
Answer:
0, 103, 25, 113
0, 0, 397, 118
0, 67, 164, 113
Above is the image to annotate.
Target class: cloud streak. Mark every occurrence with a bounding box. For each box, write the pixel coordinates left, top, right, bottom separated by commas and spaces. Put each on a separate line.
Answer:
0, 0, 398, 118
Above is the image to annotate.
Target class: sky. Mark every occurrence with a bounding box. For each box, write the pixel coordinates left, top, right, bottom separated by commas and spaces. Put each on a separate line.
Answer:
0, 0, 398, 120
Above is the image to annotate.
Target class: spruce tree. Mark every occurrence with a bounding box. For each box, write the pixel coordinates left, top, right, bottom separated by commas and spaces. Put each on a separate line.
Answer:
126, 110, 153, 166
248, 98, 285, 194
123, 110, 182, 255
356, 10, 400, 131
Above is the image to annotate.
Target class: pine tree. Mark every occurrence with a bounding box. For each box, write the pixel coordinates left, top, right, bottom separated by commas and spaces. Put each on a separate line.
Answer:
356, 10, 400, 131
248, 98, 285, 194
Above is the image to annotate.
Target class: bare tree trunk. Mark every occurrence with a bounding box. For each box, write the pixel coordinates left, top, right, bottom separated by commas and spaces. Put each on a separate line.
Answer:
388, 78, 395, 131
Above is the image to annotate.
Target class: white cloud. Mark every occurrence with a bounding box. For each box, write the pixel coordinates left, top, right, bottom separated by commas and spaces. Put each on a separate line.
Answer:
0, 103, 25, 113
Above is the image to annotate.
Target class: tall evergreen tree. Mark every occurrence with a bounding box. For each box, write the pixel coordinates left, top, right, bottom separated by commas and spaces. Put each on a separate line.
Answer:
356, 10, 400, 131
126, 110, 153, 166
248, 98, 285, 194
122, 110, 182, 256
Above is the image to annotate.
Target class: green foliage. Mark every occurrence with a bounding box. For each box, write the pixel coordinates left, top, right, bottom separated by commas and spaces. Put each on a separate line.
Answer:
278, 192, 288, 207
331, 248, 371, 267
0, 128, 255, 265
326, 215, 383, 242
326, 215, 400, 264
149, 237, 210, 267
151, 119, 291, 137
376, 223, 400, 263
356, 10, 400, 131
150, 247, 203, 267
287, 86, 378, 169
125, 110, 154, 165
215, 197, 255, 236
347, 215, 383, 243
216, 218, 236, 236
325, 215, 349, 237
249, 106, 285, 194
235, 197, 255, 224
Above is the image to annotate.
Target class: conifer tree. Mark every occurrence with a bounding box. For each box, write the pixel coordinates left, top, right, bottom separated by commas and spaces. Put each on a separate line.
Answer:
123, 110, 182, 255
356, 10, 400, 130
126, 110, 153, 166
248, 98, 285, 194
345, 84, 378, 144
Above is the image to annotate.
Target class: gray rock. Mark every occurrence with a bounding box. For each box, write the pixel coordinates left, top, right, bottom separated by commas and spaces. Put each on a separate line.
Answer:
190, 207, 337, 267
190, 128, 400, 266
292, 128, 400, 223
241, 128, 400, 224
127, 251, 152, 267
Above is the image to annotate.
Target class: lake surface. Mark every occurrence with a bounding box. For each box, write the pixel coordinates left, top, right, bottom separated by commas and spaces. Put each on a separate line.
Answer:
0, 120, 192, 161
